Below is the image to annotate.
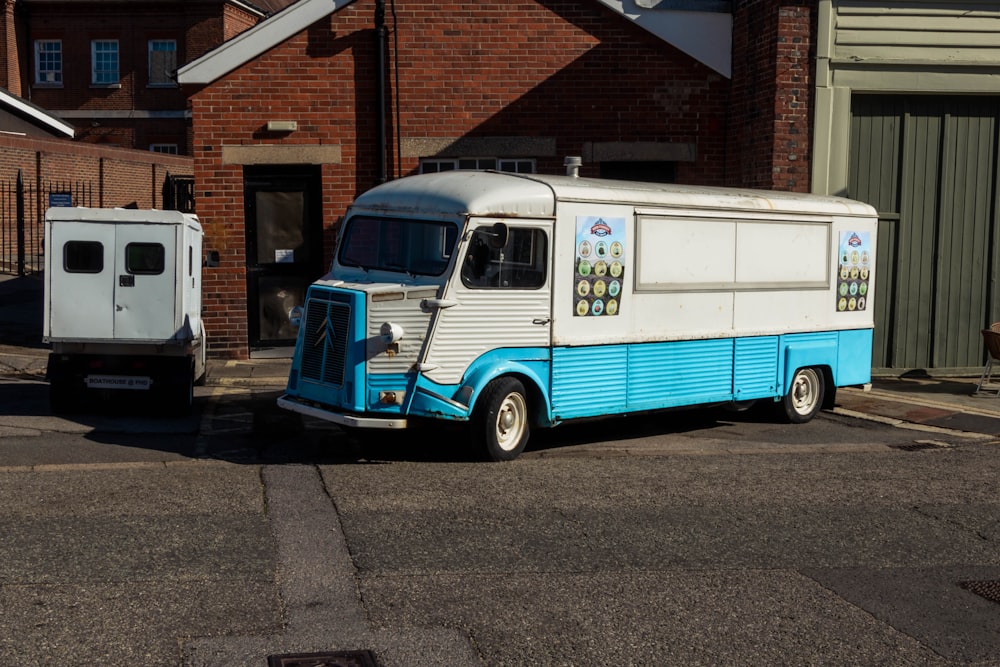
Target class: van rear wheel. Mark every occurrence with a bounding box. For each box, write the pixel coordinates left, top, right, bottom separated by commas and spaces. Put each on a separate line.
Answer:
781, 367, 825, 423
473, 377, 530, 461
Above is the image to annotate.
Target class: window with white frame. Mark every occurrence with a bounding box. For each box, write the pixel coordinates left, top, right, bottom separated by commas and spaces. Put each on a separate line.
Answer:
91, 40, 119, 85
35, 40, 62, 85
148, 40, 177, 87
419, 158, 536, 174
150, 144, 179, 154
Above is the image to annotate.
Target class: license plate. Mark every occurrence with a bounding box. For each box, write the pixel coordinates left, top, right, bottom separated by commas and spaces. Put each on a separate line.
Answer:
85, 375, 152, 390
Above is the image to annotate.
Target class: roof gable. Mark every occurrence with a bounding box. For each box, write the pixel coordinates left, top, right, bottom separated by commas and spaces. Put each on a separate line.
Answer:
179, 0, 730, 86
178, 0, 358, 85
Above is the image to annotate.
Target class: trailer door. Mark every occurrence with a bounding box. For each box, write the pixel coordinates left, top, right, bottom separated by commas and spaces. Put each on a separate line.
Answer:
48, 221, 116, 340
113, 223, 178, 340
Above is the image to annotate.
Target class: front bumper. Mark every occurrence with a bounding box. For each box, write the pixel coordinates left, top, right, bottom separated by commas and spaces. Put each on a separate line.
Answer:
277, 394, 408, 430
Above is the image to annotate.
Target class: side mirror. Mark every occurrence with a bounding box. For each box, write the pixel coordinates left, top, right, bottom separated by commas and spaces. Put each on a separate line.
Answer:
488, 222, 508, 249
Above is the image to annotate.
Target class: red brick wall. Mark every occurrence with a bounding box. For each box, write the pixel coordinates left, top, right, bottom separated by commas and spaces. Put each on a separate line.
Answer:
0, 134, 192, 269
729, 0, 816, 191
189, 0, 731, 357
16, 1, 263, 154
0, 0, 20, 96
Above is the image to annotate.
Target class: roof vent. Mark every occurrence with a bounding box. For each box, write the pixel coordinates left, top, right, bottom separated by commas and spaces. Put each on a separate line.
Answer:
564, 156, 582, 178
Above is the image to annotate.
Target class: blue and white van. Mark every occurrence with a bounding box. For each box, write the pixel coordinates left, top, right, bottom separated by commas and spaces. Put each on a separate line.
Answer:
278, 170, 877, 460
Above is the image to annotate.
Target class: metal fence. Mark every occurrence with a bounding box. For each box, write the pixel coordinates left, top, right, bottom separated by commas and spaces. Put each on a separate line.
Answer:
0, 171, 95, 276
0, 171, 195, 276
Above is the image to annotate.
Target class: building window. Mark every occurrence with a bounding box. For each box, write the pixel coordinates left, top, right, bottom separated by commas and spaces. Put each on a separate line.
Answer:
148, 40, 177, 87
150, 144, 179, 154
35, 40, 62, 85
419, 158, 536, 174
91, 40, 119, 85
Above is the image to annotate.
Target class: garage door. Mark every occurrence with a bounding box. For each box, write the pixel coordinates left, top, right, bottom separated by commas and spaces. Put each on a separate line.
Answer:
849, 95, 1000, 372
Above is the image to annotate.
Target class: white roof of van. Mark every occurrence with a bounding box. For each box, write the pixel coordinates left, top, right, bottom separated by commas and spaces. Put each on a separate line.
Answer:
350, 171, 877, 219
45, 207, 201, 231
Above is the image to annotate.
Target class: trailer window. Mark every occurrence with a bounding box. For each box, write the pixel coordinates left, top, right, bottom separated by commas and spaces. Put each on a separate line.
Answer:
126, 242, 165, 275
339, 216, 458, 276
462, 226, 547, 289
64, 241, 104, 273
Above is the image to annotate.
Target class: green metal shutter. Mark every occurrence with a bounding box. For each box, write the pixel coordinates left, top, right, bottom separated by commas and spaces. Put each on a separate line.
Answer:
849, 95, 1000, 373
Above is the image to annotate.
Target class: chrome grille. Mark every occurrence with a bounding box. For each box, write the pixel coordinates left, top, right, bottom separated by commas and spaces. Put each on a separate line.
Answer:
300, 294, 351, 386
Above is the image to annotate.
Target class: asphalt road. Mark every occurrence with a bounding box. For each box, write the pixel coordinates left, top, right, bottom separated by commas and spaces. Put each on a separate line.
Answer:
1, 377, 998, 666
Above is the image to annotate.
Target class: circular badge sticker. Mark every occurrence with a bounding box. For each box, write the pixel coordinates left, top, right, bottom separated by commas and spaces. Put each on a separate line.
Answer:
606, 299, 618, 316
577, 280, 590, 297
596, 241, 608, 258
610, 261, 623, 278
859, 282, 868, 296
608, 280, 621, 297
591, 299, 604, 316
840, 266, 849, 280
593, 280, 606, 297
594, 261, 608, 277
578, 260, 591, 276
576, 299, 590, 316
579, 241, 592, 258
838, 297, 848, 311
839, 283, 849, 296
610, 241, 623, 258
848, 297, 857, 311
850, 282, 858, 296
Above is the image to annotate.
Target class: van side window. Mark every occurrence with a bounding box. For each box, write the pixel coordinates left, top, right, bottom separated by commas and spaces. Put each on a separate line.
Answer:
126, 242, 165, 275
462, 226, 547, 289
64, 241, 104, 273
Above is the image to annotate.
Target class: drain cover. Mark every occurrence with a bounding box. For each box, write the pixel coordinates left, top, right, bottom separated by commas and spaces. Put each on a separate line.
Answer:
960, 580, 1000, 605
267, 650, 380, 667
889, 440, 950, 452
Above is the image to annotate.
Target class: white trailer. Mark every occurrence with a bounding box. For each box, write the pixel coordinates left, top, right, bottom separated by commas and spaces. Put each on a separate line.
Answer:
278, 171, 877, 460
43, 207, 206, 413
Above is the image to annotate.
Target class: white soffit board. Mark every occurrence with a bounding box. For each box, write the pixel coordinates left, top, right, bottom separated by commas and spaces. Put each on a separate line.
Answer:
596, 0, 732, 78
0, 88, 75, 137
178, 0, 358, 85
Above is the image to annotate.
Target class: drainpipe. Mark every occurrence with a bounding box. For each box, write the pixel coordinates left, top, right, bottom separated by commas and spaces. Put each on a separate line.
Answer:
375, 0, 388, 185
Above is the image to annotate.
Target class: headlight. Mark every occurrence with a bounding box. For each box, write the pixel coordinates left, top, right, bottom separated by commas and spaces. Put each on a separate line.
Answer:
380, 321, 404, 343
289, 305, 304, 329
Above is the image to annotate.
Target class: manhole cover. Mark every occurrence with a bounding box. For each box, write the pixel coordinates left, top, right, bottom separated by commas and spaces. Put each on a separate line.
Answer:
267, 650, 380, 667
959, 580, 1000, 604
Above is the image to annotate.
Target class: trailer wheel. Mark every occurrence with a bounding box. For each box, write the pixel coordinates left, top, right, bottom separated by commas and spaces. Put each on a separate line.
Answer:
781, 367, 825, 423
473, 377, 530, 461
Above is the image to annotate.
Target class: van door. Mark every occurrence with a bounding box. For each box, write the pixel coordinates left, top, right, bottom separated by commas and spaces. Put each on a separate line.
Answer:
113, 223, 178, 340
48, 221, 116, 340
421, 219, 553, 385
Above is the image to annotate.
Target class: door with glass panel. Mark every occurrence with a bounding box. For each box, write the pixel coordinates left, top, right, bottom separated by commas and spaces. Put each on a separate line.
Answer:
244, 167, 323, 355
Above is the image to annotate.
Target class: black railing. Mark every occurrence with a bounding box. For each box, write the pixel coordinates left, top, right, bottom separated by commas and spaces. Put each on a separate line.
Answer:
1, 170, 194, 276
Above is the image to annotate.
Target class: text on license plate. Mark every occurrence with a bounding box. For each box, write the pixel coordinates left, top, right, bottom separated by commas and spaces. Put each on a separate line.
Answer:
86, 375, 152, 390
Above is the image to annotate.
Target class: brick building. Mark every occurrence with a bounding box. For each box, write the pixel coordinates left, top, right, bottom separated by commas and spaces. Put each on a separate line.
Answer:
0, 0, 295, 154
178, 0, 741, 358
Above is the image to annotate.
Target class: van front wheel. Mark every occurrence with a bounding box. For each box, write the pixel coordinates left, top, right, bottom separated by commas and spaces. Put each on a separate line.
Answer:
781, 367, 825, 423
473, 377, 530, 461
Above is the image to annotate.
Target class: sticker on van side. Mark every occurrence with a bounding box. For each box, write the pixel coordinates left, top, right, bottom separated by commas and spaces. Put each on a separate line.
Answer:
575, 216, 626, 317
837, 231, 871, 313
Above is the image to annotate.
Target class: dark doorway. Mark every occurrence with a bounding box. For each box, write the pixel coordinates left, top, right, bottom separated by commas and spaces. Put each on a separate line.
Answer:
244, 166, 323, 356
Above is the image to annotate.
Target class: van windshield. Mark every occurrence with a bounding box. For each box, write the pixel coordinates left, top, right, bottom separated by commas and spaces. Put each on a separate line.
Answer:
338, 215, 458, 276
